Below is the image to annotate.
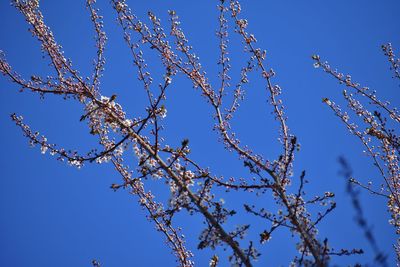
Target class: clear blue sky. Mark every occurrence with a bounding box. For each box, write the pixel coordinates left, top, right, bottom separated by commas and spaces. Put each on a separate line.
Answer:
0, 1, 399, 266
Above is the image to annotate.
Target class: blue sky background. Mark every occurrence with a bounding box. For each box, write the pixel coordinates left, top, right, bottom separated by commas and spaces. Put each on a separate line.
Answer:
0, 1, 399, 266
